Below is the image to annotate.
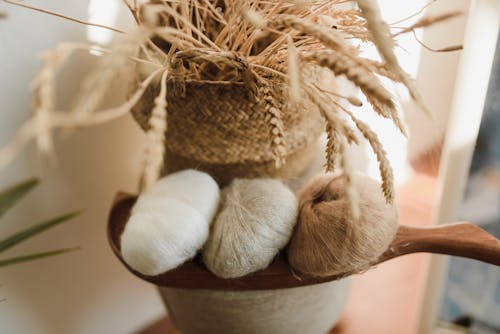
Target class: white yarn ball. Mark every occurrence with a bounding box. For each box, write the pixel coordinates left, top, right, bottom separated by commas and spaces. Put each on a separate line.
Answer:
144, 169, 220, 221
120, 170, 220, 276
121, 198, 208, 275
203, 178, 298, 279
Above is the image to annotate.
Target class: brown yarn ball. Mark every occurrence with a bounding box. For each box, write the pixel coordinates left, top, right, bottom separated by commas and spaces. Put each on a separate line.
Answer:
287, 172, 398, 278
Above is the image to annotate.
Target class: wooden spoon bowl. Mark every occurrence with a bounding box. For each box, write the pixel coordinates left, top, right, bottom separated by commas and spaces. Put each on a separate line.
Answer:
107, 192, 500, 291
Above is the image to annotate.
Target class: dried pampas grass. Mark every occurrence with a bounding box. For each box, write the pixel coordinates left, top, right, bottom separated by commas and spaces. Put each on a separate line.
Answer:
287, 172, 398, 278
1, 0, 460, 200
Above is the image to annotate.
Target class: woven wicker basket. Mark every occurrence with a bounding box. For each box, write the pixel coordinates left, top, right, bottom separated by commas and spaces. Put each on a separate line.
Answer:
131, 77, 324, 185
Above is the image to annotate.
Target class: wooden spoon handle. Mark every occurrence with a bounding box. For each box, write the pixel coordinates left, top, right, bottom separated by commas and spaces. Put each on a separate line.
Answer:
381, 222, 500, 265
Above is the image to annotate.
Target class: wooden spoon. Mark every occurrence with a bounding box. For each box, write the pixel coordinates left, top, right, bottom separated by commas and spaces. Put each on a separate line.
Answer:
107, 192, 500, 291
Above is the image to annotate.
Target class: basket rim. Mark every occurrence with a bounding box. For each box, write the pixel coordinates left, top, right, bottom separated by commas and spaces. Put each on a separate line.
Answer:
171, 79, 248, 86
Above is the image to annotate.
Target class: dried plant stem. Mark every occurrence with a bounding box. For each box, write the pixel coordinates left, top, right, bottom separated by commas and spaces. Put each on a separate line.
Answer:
121, 0, 140, 23
411, 30, 463, 53
360, 88, 407, 137
150, 3, 222, 50
33, 42, 163, 68
287, 35, 300, 103
174, 49, 249, 72
2, 0, 432, 208
304, 83, 359, 146
362, 59, 399, 81
31, 47, 73, 154
393, 11, 462, 37
79, 43, 163, 68
325, 123, 340, 172
312, 84, 363, 107
303, 50, 394, 109
389, 0, 437, 25
0, 120, 37, 172
272, 14, 374, 74
141, 69, 169, 192
155, 27, 208, 49
275, 15, 355, 57
357, 0, 429, 116
2, 0, 126, 34
338, 136, 360, 220
73, 30, 150, 118
302, 84, 364, 209
261, 83, 286, 167
344, 109, 394, 203
0, 68, 163, 170
66, 68, 163, 125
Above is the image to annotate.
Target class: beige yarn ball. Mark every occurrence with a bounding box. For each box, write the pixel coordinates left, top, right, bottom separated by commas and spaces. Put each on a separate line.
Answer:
287, 172, 398, 278
203, 178, 298, 279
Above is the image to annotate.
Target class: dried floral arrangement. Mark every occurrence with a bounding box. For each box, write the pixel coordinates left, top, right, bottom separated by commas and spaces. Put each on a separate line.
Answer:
0, 0, 460, 208
1, 2, 469, 332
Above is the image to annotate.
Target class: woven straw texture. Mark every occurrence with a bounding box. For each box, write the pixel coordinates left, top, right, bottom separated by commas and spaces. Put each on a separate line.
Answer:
164, 144, 316, 186
131, 77, 324, 184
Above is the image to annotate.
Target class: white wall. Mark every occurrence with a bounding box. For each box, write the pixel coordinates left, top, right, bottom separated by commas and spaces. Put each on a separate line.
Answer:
408, 0, 470, 160
0, 1, 164, 334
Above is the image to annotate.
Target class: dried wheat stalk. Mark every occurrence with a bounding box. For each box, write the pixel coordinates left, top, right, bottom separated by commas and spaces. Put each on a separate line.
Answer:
345, 109, 394, 204
325, 122, 340, 172
394, 11, 462, 37
73, 30, 151, 118
302, 81, 366, 211
273, 15, 360, 61
357, 0, 429, 116
31, 45, 73, 154
0, 66, 163, 170
305, 86, 359, 147
303, 50, 395, 109
142, 69, 169, 192
361, 87, 407, 136
287, 35, 301, 104
1, 0, 459, 202
338, 136, 360, 219
260, 82, 286, 167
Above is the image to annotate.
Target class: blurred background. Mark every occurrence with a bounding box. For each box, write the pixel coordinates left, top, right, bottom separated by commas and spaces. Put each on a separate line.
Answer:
0, 1, 496, 333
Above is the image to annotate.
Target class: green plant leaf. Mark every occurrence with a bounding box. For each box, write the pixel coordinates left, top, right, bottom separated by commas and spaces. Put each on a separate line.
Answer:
0, 178, 39, 219
0, 211, 82, 253
0, 247, 79, 267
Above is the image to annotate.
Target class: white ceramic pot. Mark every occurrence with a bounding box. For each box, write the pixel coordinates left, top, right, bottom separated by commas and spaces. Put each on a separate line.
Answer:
159, 278, 350, 334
